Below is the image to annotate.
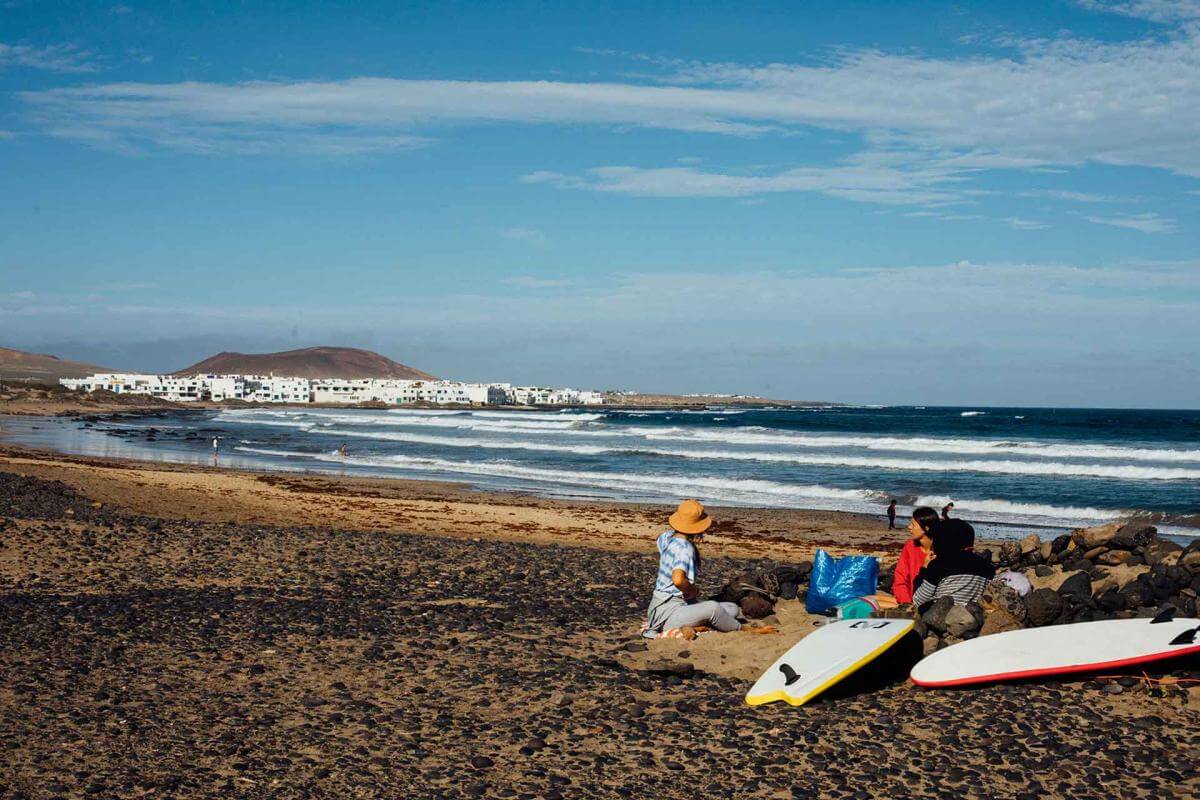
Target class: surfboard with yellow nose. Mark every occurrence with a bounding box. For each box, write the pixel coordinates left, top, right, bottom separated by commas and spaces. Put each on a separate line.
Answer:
746, 618, 915, 707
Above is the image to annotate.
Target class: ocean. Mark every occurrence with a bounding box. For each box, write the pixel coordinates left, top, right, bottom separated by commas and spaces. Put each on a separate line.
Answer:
4, 404, 1199, 538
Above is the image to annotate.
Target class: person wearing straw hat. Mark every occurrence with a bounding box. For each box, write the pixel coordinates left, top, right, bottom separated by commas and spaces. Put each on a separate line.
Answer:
644, 500, 775, 639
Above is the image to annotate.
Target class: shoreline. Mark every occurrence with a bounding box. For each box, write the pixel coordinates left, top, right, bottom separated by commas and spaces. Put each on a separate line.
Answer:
4, 406, 1192, 542
0, 442, 896, 562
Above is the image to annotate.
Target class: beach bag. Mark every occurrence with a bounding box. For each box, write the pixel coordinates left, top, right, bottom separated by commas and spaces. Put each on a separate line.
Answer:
806, 550, 879, 614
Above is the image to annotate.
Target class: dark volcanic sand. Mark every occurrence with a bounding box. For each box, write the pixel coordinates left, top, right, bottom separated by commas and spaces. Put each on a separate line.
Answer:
2, 474, 1199, 799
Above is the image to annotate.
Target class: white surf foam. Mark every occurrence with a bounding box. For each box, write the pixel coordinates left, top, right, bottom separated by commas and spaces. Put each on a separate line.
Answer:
913, 496, 1125, 524
642, 428, 1200, 463
232, 445, 881, 508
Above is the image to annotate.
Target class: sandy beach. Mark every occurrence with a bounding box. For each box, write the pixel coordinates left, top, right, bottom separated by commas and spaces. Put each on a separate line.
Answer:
2, 442, 1199, 798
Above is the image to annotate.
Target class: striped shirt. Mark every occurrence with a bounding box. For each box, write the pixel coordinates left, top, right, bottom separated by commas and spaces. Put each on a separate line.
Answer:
912, 551, 995, 609
654, 530, 696, 596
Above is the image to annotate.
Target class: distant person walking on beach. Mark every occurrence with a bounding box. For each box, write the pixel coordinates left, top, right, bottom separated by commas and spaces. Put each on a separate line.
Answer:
644, 500, 775, 640
212, 436, 219, 455
886, 500, 897, 529
941, 502, 954, 520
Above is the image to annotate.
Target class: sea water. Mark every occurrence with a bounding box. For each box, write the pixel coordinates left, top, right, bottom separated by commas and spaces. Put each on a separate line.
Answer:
3, 405, 1198, 538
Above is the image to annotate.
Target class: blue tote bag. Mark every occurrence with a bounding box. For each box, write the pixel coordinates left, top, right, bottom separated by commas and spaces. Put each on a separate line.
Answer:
805, 549, 879, 614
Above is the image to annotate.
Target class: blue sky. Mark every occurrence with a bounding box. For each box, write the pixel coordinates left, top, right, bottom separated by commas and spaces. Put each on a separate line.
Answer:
2, 0, 1199, 407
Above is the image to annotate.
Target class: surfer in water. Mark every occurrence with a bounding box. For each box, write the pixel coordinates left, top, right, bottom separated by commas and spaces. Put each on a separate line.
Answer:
644, 500, 776, 640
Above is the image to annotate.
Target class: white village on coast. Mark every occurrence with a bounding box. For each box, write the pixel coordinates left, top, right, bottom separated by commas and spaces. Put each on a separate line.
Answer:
59, 373, 608, 407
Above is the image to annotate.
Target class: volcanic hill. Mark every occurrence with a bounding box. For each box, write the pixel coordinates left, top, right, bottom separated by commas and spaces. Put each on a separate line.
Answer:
0, 347, 111, 384
173, 347, 437, 380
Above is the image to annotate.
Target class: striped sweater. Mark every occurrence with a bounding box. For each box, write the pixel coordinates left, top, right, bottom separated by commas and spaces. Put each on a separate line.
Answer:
912, 551, 995, 610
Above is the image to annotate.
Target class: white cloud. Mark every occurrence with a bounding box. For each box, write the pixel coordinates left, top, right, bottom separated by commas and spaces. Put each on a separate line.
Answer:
1005, 216, 1050, 230
499, 226, 548, 246
17, 23, 1200, 175
0, 42, 97, 73
1074, 1, 1200, 23
1020, 189, 1127, 202
521, 159, 967, 205
1084, 211, 1177, 232
501, 276, 572, 288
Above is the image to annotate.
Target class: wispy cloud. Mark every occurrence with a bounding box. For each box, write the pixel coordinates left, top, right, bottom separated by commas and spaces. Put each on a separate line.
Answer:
499, 226, 548, 246
521, 158, 968, 206
1073, 1, 1200, 24
1005, 217, 1050, 230
1084, 211, 1177, 233
500, 276, 572, 288
1020, 189, 1128, 202
17, 21, 1200, 175
0, 42, 98, 73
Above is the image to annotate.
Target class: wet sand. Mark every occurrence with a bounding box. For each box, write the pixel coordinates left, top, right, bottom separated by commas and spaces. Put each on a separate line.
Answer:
2, 446, 1199, 799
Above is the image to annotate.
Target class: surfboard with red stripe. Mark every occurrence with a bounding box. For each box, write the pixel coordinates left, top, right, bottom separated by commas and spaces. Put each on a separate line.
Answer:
910, 616, 1200, 688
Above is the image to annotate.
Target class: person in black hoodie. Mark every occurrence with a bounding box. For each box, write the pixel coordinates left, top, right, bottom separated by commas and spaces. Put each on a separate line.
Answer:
912, 519, 994, 613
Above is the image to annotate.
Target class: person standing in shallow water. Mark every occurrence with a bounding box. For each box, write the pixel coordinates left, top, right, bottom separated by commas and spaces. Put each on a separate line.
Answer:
887, 499, 897, 529
942, 502, 954, 520
644, 500, 775, 640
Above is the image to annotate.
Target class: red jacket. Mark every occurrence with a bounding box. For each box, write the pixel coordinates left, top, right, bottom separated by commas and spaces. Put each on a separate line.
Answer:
892, 539, 925, 604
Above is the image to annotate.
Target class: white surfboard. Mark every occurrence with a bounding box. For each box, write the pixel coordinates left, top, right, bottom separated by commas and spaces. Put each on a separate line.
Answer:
911, 616, 1200, 687
746, 618, 915, 707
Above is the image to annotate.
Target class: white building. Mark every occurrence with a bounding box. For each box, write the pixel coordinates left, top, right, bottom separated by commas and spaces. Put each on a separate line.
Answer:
243, 376, 311, 403
204, 375, 245, 402
59, 373, 204, 402
61, 373, 595, 407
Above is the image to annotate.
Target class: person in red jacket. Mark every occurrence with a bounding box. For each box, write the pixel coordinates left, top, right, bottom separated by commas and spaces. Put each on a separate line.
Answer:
891, 506, 939, 604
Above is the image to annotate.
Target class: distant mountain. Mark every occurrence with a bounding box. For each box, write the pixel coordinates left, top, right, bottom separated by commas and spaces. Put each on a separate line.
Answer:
174, 346, 437, 380
0, 347, 111, 384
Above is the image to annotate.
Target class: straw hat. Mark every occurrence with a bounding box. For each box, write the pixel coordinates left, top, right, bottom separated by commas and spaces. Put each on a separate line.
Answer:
669, 499, 712, 535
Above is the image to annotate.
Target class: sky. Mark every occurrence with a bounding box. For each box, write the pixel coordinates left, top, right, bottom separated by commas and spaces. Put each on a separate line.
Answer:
1, 0, 1199, 407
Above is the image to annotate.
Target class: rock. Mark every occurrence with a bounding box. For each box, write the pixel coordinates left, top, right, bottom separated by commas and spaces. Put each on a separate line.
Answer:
983, 583, 1027, 622
921, 596, 956, 634
1180, 549, 1200, 575
1110, 523, 1156, 550
1144, 540, 1183, 566
1072, 522, 1121, 550
1019, 533, 1041, 556
980, 608, 1021, 636
943, 605, 982, 637
1098, 550, 1133, 566
1057, 572, 1092, 604
1034, 565, 1055, 578
998, 541, 1021, 565
1040, 541, 1054, 562
1051, 534, 1072, 554
1025, 588, 1064, 627
922, 635, 942, 656
470, 756, 494, 769
640, 660, 695, 679
739, 593, 773, 619
1062, 557, 1093, 573
1099, 587, 1123, 614
1091, 576, 1118, 596
1083, 546, 1107, 562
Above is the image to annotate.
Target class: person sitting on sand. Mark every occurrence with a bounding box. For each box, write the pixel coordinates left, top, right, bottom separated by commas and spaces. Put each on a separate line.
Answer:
911, 519, 995, 612
892, 506, 939, 604
644, 500, 775, 640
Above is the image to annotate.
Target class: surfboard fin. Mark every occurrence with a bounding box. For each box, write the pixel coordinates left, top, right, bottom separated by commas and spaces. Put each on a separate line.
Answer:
779, 664, 801, 686
1169, 625, 1199, 646
1151, 607, 1176, 624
